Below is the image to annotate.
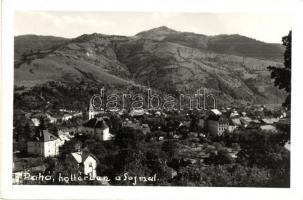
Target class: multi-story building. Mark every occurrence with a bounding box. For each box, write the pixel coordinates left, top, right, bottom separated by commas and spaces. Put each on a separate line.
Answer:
27, 130, 62, 157
81, 118, 112, 141
207, 115, 229, 136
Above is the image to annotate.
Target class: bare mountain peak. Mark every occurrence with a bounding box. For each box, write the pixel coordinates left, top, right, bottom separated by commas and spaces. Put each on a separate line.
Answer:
73, 33, 110, 43
153, 26, 176, 32
135, 26, 178, 37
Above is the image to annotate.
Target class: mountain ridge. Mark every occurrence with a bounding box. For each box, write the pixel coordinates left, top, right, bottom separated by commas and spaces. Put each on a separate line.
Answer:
14, 26, 286, 105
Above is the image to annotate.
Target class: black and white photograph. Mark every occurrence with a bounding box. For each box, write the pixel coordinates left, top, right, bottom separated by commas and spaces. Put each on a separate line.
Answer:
10, 10, 292, 187
1, 0, 303, 199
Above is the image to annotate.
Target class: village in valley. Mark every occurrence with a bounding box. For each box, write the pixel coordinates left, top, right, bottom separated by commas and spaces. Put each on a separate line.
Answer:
12, 97, 290, 186
11, 15, 292, 186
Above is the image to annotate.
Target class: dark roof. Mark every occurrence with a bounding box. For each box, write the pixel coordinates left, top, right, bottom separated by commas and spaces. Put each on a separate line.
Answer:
70, 148, 99, 164
218, 116, 229, 123
30, 130, 58, 142
123, 121, 140, 129
83, 118, 109, 129
208, 114, 229, 123
31, 112, 46, 119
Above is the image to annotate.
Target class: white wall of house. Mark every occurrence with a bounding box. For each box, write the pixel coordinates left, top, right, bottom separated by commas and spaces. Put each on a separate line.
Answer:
43, 140, 60, 157
81, 126, 112, 141
83, 156, 97, 178
102, 128, 111, 141
62, 115, 73, 121
228, 125, 237, 133
46, 114, 57, 123
89, 110, 95, 120
27, 140, 61, 157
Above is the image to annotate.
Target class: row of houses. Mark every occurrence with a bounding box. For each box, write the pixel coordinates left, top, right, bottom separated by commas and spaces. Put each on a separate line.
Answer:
122, 118, 151, 135
197, 108, 288, 136
28, 111, 84, 127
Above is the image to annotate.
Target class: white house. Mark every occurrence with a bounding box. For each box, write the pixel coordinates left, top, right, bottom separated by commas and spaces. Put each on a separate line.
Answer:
284, 141, 290, 151
58, 128, 76, 139
73, 112, 83, 117
227, 125, 237, 133
27, 130, 63, 157
69, 151, 98, 178
155, 111, 161, 116
62, 114, 73, 121
46, 113, 57, 124
31, 118, 40, 127
230, 110, 239, 118
260, 125, 278, 133
230, 118, 242, 126
210, 109, 222, 116
57, 129, 73, 146
239, 116, 253, 127
130, 109, 145, 117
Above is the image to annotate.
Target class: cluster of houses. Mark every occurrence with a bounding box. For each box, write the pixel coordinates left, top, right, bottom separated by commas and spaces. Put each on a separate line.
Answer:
27, 110, 83, 127
13, 116, 113, 184
13, 102, 290, 184
196, 108, 289, 137
115, 107, 288, 139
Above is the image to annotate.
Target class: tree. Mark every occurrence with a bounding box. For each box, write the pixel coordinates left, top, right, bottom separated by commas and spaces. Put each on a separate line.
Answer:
109, 114, 122, 132
23, 123, 32, 139
173, 164, 272, 187
59, 139, 82, 157
38, 116, 45, 130
161, 140, 180, 158
268, 31, 291, 110
204, 149, 234, 165
115, 127, 145, 149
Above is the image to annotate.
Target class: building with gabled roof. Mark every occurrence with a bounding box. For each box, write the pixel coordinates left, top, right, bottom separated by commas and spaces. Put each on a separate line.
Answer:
46, 113, 58, 124
27, 130, 63, 157
230, 118, 242, 126
81, 118, 113, 141
130, 109, 145, 117
210, 109, 222, 116
62, 114, 73, 121
31, 118, 40, 127
68, 150, 99, 178
239, 116, 253, 127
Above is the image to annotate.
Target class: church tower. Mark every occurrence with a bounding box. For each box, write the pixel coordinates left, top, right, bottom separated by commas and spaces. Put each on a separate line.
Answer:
89, 99, 95, 120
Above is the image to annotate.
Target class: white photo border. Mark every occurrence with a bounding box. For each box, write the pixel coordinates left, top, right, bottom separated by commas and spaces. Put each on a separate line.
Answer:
1, 0, 303, 200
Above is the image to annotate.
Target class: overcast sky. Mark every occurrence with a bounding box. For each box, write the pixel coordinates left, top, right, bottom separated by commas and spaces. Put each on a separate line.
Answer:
15, 11, 292, 43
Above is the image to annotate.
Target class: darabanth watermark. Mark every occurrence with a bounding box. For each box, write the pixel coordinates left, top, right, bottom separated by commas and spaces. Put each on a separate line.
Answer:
90, 88, 217, 111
